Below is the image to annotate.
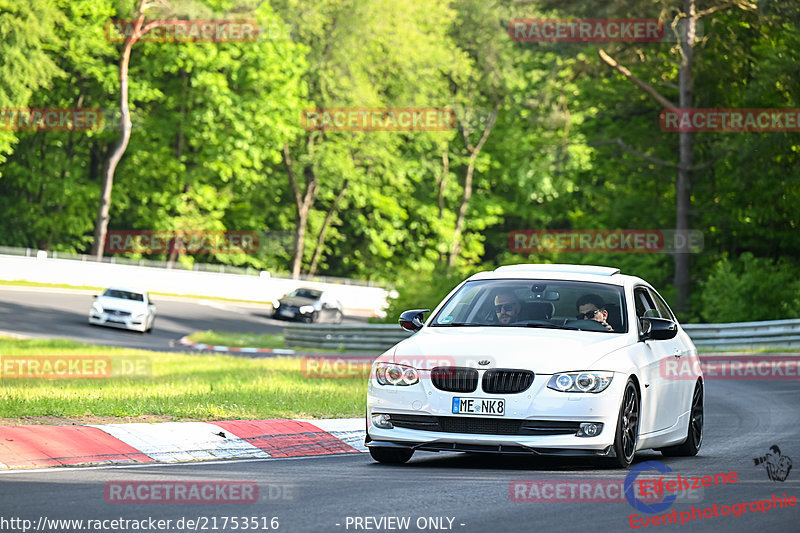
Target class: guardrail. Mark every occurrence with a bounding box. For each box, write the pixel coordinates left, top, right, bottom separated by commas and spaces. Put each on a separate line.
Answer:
284, 319, 800, 352
284, 324, 412, 351
682, 319, 800, 351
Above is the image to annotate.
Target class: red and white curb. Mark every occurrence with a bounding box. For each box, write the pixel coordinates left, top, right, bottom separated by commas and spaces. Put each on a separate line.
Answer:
0, 418, 366, 470
176, 335, 296, 355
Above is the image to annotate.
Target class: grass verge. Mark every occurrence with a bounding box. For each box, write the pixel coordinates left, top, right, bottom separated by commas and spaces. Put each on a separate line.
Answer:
0, 337, 365, 422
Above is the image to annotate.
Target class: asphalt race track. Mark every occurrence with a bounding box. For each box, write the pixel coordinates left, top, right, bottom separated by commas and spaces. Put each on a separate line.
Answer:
1, 379, 798, 533
0, 286, 364, 352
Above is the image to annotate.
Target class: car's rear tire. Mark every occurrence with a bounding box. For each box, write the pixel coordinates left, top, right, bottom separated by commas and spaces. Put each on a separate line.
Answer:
659, 380, 703, 457
369, 447, 414, 464
604, 379, 639, 468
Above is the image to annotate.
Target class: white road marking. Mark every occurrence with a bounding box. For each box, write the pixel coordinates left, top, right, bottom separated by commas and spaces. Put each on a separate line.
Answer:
91, 422, 270, 462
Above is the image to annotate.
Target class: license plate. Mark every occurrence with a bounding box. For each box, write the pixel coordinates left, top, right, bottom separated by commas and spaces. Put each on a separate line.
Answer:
452, 397, 505, 416
280, 309, 295, 318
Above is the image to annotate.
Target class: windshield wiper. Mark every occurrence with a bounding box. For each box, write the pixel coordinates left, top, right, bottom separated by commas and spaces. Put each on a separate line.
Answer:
433, 322, 483, 327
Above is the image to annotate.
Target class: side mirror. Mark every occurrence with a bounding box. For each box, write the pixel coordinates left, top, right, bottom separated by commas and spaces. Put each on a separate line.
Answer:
93, 295, 98, 299
399, 309, 430, 332
640, 317, 678, 341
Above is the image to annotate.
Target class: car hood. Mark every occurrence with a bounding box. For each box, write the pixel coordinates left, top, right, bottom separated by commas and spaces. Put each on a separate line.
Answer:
389, 326, 632, 374
279, 296, 317, 307
95, 296, 147, 313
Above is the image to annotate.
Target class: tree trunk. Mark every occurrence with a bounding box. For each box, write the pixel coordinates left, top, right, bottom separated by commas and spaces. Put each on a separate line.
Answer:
437, 147, 449, 218
167, 75, 188, 270
308, 179, 349, 276
283, 142, 318, 279
91, 39, 135, 259
91, 0, 161, 259
673, 0, 697, 314
292, 206, 310, 278
447, 105, 499, 268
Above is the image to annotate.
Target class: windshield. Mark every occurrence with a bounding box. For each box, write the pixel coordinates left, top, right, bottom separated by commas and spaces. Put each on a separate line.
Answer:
103, 289, 144, 302
431, 279, 627, 333
287, 289, 322, 299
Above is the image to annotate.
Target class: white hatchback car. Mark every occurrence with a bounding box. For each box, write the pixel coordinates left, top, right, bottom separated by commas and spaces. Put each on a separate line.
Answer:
366, 264, 704, 468
89, 287, 157, 333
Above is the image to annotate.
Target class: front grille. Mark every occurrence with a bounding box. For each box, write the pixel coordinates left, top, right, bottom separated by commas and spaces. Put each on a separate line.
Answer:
439, 417, 525, 434
389, 415, 580, 436
431, 367, 478, 393
482, 369, 534, 394
104, 308, 131, 317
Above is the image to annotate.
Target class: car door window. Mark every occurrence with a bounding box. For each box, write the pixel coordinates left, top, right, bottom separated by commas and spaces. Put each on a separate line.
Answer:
633, 288, 655, 319
633, 287, 661, 332
648, 289, 675, 321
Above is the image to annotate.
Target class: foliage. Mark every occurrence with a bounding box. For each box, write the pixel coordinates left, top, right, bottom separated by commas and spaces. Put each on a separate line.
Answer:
700, 253, 800, 323
0, 0, 798, 321
380, 268, 472, 324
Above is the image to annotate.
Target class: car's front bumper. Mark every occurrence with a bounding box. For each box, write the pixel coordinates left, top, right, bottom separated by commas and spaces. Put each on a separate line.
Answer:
89, 313, 147, 332
366, 371, 626, 455
273, 308, 314, 321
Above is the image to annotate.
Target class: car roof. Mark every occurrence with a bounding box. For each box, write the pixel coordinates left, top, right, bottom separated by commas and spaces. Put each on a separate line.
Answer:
467, 264, 638, 287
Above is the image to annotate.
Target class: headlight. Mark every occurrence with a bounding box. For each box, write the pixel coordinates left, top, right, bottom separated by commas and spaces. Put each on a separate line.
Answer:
374, 363, 419, 386
273, 301, 280, 309
92, 302, 104, 314
547, 371, 613, 393
299, 305, 314, 314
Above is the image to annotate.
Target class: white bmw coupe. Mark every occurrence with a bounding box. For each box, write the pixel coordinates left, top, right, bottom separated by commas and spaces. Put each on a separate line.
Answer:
366, 264, 703, 468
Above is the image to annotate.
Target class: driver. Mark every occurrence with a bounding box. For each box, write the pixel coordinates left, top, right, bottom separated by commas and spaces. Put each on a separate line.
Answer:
494, 290, 522, 324
576, 293, 614, 331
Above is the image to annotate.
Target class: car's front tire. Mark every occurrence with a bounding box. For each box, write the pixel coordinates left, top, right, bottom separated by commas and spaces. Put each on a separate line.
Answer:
604, 379, 639, 468
659, 380, 703, 457
369, 446, 414, 464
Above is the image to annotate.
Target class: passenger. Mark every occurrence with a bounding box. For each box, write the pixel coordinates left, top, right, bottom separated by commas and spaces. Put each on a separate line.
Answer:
576, 293, 614, 331
494, 291, 522, 325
